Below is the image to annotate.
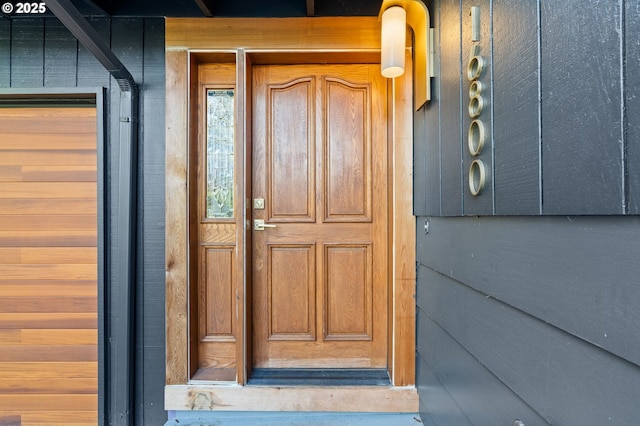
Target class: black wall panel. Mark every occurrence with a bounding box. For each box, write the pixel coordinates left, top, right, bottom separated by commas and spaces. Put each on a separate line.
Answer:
137, 18, 166, 426
421, 98, 441, 216
44, 18, 78, 87
0, 20, 10, 86
627, 0, 640, 214
423, 1, 441, 216
492, 0, 540, 215
11, 19, 44, 87
76, 18, 111, 88
540, 1, 623, 214
438, 0, 463, 216
413, 107, 429, 216
425, 0, 635, 216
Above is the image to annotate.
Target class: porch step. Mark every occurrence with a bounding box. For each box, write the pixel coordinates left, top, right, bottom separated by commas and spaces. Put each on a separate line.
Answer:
165, 412, 423, 425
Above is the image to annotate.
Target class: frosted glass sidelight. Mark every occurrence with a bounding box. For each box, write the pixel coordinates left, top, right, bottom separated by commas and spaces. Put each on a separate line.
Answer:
206, 89, 235, 219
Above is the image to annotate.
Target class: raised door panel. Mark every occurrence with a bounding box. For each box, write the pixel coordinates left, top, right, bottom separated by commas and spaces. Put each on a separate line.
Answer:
200, 246, 235, 340
324, 244, 372, 340
268, 244, 316, 340
324, 78, 371, 222
268, 78, 315, 222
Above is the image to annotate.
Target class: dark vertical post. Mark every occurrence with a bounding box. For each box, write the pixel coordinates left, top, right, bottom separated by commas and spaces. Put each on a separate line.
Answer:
113, 88, 138, 424
44, 0, 139, 424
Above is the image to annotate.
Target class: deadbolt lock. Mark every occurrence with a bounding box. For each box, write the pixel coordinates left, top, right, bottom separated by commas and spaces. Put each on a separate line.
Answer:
254, 198, 265, 209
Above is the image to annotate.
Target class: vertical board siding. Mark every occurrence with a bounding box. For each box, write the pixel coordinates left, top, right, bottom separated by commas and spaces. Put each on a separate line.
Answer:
438, 0, 462, 216
426, 0, 635, 216
492, 0, 540, 214
412, 3, 429, 217
413, 103, 429, 216
76, 18, 111, 88
461, 0, 493, 215
138, 18, 166, 426
423, 1, 441, 216
540, 1, 623, 214
0, 17, 166, 424
10, 19, 44, 87
44, 18, 78, 87
0, 20, 9, 86
626, 0, 640, 214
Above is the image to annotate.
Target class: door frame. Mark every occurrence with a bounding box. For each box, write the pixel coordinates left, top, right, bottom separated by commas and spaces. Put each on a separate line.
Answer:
165, 17, 416, 412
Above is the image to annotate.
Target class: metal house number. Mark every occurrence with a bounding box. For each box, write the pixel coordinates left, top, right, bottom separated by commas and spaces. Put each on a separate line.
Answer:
467, 6, 486, 197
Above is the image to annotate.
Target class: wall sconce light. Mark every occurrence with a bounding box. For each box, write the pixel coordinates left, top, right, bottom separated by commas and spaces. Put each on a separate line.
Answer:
381, 6, 407, 79
379, 0, 433, 110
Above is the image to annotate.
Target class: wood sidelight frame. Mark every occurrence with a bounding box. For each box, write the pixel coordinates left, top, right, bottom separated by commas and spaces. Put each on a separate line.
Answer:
165, 18, 416, 412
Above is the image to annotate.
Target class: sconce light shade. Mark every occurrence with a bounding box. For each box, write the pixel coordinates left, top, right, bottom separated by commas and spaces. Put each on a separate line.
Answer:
381, 6, 406, 78
379, 0, 432, 109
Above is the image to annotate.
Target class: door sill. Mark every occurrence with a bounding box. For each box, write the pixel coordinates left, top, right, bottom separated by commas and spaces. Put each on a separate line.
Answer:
165, 384, 418, 412
248, 368, 390, 386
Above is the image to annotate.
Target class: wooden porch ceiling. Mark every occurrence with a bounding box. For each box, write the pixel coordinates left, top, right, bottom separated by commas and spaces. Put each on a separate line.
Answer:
0, 0, 382, 19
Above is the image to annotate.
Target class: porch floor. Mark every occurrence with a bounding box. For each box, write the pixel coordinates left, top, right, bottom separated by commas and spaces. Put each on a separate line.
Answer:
165, 412, 423, 425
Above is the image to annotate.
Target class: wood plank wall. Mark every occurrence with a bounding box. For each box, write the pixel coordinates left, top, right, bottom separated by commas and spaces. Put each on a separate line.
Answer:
0, 17, 166, 424
416, 1, 640, 424
0, 107, 98, 425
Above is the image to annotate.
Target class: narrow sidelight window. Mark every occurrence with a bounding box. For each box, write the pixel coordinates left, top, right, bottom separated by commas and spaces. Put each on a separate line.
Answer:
206, 89, 235, 219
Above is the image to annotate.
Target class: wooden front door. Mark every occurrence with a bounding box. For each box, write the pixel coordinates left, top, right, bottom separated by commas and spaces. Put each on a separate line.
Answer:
252, 64, 388, 369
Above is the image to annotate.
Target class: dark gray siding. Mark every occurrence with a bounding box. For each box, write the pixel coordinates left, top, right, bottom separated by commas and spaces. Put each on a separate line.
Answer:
0, 17, 166, 424
417, 0, 640, 424
493, 0, 540, 215
418, 0, 441, 216
418, 0, 638, 216
0, 21, 8, 83
540, 1, 624, 215
137, 18, 166, 426
437, 0, 462, 216
627, 0, 640, 214
44, 19, 78, 87
417, 216, 640, 424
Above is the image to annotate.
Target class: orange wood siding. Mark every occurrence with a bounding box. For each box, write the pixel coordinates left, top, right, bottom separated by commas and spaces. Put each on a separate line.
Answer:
0, 107, 97, 426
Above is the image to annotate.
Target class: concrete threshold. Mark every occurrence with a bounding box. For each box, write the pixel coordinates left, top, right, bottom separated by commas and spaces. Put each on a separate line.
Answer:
165, 411, 423, 425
